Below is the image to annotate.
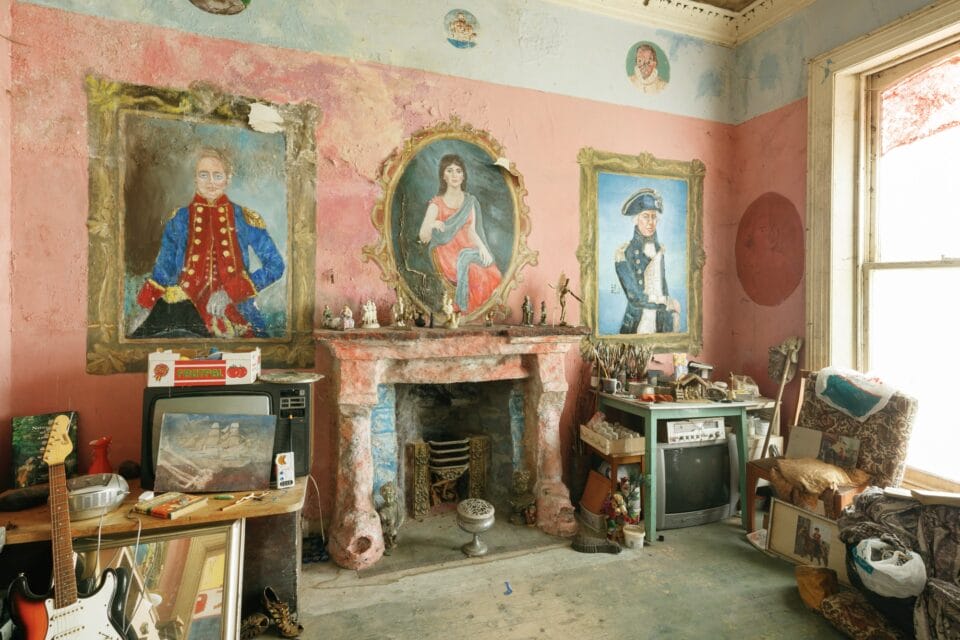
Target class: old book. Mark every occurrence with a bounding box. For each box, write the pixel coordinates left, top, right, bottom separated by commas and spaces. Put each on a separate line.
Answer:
134, 492, 208, 519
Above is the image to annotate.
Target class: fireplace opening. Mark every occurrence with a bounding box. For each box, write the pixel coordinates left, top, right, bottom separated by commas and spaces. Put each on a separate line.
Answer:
370, 381, 525, 519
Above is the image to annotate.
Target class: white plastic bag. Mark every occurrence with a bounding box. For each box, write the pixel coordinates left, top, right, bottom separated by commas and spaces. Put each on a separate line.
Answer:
852, 538, 926, 598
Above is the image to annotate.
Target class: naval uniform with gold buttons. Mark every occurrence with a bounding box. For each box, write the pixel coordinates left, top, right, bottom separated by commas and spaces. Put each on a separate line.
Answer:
134, 193, 284, 338
614, 228, 672, 334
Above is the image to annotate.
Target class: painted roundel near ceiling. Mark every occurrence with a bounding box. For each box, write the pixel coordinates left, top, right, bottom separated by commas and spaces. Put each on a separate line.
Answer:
735, 192, 804, 306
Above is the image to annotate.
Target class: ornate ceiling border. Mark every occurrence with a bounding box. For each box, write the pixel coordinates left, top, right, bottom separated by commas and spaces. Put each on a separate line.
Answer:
545, 0, 817, 47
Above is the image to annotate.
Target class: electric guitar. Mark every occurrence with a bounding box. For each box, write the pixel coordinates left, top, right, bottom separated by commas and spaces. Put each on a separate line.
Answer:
7, 415, 128, 640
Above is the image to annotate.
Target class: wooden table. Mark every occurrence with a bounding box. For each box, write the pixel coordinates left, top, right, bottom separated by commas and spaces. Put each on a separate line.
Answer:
595, 395, 749, 542
0, 478, 307, 546
0, 477, 308, 633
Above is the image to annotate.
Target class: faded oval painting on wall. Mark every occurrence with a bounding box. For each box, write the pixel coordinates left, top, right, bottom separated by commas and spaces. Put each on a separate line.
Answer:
626, 41, 670, 94
735, 192, 804, 306
188, 0, 250, 15
445, 9, 478, 48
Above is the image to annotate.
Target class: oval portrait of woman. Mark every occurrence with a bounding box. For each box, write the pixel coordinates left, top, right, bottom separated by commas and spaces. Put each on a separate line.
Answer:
366, 119, 536, 322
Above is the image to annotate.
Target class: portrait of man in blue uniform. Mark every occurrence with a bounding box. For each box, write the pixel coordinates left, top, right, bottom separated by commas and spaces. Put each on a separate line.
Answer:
594, 172, 689, 338
614, 188, 681, 334
127, 147, 285, 339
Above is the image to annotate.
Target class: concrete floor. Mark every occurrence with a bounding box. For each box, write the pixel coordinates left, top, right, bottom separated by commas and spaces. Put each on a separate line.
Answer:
296, 513, 845, 640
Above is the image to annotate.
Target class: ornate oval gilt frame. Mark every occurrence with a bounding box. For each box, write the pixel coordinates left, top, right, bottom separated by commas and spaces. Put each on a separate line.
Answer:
363, 117, 537, 322
576, 148, 705, 354
85, 76, 320, 373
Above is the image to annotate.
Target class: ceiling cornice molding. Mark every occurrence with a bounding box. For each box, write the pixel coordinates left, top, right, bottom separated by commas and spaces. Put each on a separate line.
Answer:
735, 0, 817, 43
545, 0, 817, 47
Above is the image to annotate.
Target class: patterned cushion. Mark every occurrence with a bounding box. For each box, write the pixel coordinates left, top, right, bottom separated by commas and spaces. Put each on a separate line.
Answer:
821, 590, 905, 639
796, 373, 917, 488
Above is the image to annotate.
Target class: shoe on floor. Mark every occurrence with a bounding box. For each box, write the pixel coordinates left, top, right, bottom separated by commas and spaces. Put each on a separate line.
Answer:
240, 612, 270, 639
262, 586, 304, 638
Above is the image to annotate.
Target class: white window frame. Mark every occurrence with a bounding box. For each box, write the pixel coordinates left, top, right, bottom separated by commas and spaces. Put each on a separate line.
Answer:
807, 1, 960, 489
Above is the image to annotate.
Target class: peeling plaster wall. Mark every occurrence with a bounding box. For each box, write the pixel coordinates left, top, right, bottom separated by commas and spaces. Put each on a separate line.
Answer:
733, 0, 932, 122
3, 0, 939, 498
4, 4, 735, 502
22, 0, 736, 122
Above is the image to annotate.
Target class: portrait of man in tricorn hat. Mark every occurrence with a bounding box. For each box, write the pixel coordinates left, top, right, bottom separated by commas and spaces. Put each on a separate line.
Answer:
614, 187, 681, 334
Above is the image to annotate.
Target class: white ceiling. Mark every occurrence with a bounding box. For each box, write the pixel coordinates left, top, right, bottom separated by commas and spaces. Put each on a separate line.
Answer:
551, 0, 815, 47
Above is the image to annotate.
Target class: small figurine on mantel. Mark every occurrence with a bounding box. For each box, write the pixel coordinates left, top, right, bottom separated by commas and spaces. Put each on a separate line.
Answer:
340, 305, 355, 330
539, 301, 547, 326
322, 304, 338, 329
521, 295, 534, 326
391, 288, 407, 327
377, 481, 403, 555
361, 299, 379, 329
551, 272, 583, 327
441, 292, 461, 328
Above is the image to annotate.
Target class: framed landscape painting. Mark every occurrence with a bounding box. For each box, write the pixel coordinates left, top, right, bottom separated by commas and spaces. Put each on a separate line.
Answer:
576, 149, 704, 353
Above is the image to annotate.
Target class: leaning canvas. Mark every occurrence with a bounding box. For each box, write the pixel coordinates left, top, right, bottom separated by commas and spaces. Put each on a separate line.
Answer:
154, 413, 276, 492
11, 411, 79, 487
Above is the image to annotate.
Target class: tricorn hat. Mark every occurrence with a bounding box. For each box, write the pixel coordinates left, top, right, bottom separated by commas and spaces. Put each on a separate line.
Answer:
622, 188, 663, 216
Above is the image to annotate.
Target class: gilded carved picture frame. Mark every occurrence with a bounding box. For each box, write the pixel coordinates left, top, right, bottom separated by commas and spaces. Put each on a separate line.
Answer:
576, 148, 704, 353
363, 117, 537, 322
85, 76, 319, 373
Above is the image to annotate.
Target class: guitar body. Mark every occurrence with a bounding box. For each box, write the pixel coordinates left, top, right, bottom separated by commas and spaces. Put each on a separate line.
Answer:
7, 415, 131, 640
8, 569, 127, 640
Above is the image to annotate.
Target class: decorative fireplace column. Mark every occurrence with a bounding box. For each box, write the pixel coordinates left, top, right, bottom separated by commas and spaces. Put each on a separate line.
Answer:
316, 326, 585, 570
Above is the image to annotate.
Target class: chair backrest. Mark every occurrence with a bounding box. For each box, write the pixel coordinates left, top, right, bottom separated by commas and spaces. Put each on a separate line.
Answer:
794, 371, 918, 487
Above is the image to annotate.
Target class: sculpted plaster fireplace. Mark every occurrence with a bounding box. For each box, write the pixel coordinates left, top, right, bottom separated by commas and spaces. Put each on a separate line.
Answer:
316, 326, 584, 570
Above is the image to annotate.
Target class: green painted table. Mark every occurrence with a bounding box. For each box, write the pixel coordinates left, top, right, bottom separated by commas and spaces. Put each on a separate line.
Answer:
595, 394, 750, 543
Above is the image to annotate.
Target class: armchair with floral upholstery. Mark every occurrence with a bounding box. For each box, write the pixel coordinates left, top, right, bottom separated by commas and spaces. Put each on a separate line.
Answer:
745, 369, 918, 530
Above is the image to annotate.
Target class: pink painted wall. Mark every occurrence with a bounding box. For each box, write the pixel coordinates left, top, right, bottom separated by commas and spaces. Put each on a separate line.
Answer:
4, 4, 749, 509
0, 0, 13, 469
728, 99, 808, 427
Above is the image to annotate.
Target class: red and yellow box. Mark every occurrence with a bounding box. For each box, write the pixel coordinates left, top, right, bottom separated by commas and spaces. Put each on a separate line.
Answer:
147, 348, 261, 387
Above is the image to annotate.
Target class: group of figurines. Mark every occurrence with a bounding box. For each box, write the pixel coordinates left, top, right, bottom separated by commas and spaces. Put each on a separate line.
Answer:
320, 274, 579, 331
374, 470, 538, 555
603, 475, 642, 544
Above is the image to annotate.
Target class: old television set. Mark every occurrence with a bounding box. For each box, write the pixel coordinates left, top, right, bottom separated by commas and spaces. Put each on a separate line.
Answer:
141, 382, 314, 490
656, 434, 740, 530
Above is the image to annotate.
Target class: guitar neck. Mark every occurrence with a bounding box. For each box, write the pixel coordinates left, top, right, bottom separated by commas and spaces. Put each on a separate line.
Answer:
49, 463, 78, 608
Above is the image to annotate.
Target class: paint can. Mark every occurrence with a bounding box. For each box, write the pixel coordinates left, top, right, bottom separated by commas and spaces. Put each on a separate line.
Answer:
623, 524, 645, 549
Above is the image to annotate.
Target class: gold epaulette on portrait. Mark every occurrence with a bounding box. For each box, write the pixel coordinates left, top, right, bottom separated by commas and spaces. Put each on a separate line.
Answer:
614, 242, 628, 262
166, 208, 179, 221
241, 207, 266, 229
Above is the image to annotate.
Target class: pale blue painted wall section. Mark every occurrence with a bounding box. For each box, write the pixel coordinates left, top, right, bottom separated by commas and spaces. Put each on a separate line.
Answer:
22, 0, 734, 122
20, 0, 939, 121
734, 0, 934, 122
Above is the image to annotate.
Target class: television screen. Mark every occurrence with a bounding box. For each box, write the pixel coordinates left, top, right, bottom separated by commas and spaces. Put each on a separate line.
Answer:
657, 437, 738, 530
662, 441, 730, 513
149, 394, 271, 481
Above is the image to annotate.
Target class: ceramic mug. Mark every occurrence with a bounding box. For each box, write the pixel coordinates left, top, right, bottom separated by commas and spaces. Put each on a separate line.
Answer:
601, 377, 622, 394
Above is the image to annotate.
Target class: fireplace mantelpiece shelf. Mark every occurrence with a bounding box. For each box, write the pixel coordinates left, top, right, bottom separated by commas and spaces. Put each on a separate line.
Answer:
316, 325, 587, 570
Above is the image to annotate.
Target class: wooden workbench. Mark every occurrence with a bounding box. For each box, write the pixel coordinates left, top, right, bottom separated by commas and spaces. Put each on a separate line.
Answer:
0, 477, 307, 546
